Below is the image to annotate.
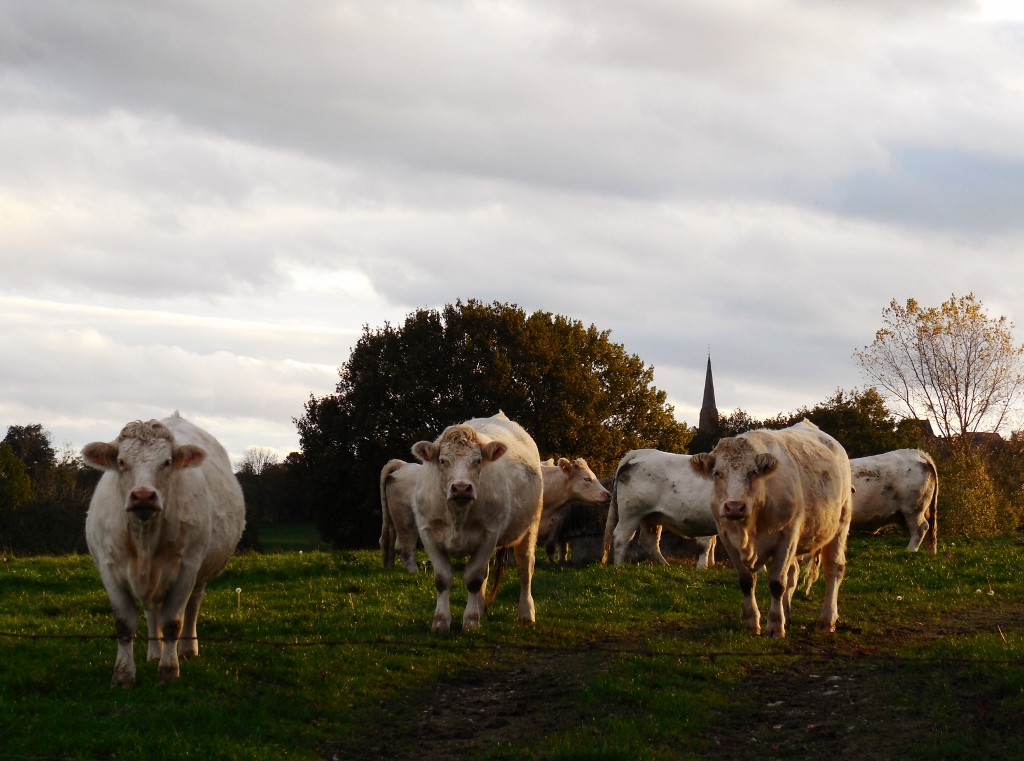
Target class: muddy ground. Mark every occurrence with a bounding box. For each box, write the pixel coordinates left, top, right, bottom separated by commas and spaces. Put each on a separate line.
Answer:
324, 605, 1024, 761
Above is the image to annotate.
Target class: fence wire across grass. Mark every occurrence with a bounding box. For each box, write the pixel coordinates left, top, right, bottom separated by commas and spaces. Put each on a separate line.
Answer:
1, 629, 1021, 666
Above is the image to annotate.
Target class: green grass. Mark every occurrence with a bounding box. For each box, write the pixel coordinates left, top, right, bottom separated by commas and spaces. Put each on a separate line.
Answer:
1, 537, 1024, 759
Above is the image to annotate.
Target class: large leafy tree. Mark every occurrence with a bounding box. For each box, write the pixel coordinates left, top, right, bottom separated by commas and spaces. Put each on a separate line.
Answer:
297, 300, 692, 547
3, 424, 56, 483
855, 294, 1024, 440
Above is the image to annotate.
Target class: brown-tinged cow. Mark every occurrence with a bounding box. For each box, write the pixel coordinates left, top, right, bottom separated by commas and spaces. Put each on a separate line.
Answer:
690, 421, 852, 637
83, 413, 245, 685
410, 412, 543, 632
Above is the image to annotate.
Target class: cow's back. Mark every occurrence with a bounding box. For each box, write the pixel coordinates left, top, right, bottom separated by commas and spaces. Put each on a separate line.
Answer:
464, 415, 543, 547
850, 448, 934, 526
161, 414, 245, 581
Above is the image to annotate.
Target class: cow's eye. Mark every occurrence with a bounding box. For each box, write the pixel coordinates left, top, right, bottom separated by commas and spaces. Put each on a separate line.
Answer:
583, 477, 593, 483
712, 470, 721, 479
117, 459, 126, 469
162, 459, 172, 469
473, 458, 482, 466
439, 458, 449, 467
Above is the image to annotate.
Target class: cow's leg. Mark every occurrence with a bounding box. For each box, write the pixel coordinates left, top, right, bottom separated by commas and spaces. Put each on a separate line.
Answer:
105, 581, 139, 687
696, 535, 717, 569
905, 510, 929, 552
421, 536, 454, 632
513, 523, 539, 624
766, 534, 799, 638
380, 518, 395, 569
156, 568, 201, 682
462, 541, 496, 631
556, 540, 568, 563
783, 560, 800, 623
817, 509, 850, 632
719, 537, 760, 634
145, 609, 161, 661
396, 525, 420, 573
638, 522, 669, 565
611, 510, 643, 564
177, 584, 205, 659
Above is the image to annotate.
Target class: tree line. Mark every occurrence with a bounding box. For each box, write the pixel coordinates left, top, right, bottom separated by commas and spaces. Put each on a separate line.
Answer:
3, 294, 1023, 554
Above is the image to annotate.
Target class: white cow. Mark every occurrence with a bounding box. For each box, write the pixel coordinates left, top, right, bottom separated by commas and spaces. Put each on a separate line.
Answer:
602, 449, 718, 568
410, 412, 544, 632
690, 421, 852, 638
381, 455, 610, 572
83, 413, 245, 685
850, 449, 939, 552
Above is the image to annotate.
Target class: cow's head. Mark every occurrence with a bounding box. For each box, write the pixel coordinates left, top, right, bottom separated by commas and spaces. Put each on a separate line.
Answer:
82, 420, 206, 522
411, 424, 506, 506
689, 437, 777, 522
559, 457, 611, 506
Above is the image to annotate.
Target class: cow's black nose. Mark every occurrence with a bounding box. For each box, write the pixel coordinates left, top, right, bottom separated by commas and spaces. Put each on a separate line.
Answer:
449, 481, 475, 501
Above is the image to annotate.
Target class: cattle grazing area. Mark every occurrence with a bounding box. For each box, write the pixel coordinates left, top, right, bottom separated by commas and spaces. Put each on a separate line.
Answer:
2, 537, 1024, 760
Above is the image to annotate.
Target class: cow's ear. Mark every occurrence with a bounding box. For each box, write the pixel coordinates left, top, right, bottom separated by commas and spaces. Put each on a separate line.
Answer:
173, 444, 206, 469
690, 453, 715, 478
558, 457, 573, 474
82, 442, 118, 470
412, 441, 438, 463
482, 441, 507, 462
754, 453, 778, 475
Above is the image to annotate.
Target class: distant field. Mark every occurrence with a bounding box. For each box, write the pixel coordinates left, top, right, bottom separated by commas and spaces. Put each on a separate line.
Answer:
259, 522, 324, 553
2, 537, 1024, 760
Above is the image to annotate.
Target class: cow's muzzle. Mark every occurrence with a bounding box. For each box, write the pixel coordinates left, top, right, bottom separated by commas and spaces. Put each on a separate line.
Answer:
127, 488, 162, 522
448, 481, 476, 504
721, 501, 749, 521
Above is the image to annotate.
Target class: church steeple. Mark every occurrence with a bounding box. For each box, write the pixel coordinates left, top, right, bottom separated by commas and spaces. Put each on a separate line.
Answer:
698, 354, 719, 432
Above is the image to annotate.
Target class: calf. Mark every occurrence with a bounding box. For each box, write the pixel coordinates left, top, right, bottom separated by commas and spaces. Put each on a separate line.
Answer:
690, 421, 852, 637
537, 457, 612, 562
83, 413, 245, 685
850, 449, 938, 552
601, 449, 718, 568
411, 412, 544, 632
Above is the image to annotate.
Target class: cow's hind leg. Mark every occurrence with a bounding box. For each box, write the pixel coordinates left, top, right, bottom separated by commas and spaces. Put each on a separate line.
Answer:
905, 510, 929, 552
611, 510, 644, 565
817, 531, 849, 633
513, 525, 539, 624
783, 561, 799, 624
178, 585, 205, 659
638, 522, 669, 565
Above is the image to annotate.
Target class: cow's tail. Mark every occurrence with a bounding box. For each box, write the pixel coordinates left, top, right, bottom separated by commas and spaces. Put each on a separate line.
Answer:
486, 547, 511, 605
801, 552, 821, 595
601, 475, 620, 564
922, 451, 939, 554
379, 459, 405, 569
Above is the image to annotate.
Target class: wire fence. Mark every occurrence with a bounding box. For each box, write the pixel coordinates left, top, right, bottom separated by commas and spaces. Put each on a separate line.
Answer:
2, 629, 1022, 665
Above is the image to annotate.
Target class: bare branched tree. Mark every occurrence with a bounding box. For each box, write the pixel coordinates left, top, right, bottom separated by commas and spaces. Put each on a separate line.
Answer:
236, 447, 279, 477
855, 294, 1024, 439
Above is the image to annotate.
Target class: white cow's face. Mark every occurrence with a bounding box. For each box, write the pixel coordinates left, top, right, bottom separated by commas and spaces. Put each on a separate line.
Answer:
690, 438, 776, 522
82, 420, 206, 522
562, 458, 611, 506
412, 425, 506, 506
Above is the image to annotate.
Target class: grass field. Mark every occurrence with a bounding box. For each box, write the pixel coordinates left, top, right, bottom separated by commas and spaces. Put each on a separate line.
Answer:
2, 536, 1024, 760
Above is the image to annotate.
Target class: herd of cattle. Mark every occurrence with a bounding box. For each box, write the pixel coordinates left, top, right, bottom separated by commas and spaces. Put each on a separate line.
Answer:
79, 411, 938, 685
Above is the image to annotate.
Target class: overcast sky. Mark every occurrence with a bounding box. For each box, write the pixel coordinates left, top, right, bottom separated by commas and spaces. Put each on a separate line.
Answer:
3, 0, 1024, 462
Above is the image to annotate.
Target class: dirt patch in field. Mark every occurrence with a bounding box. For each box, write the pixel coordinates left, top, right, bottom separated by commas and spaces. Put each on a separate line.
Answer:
323, 648, 605, 761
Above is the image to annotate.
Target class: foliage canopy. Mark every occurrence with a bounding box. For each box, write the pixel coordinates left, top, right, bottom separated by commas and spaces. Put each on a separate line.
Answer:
296, 300, 692, 547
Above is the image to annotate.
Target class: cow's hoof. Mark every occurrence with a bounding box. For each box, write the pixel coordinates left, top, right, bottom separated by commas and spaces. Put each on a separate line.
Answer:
431, 616, 451, 633
157, 665, 180, 683
816, 619, 837, 633
517, 615, 535, 625
110, 668, 135, 688
463, 615, 481, 631
766, 627, 786, 639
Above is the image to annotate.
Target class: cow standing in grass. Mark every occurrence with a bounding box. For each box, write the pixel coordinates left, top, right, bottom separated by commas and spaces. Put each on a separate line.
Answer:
601, 449, 718, 568
850, 449, 939, 552
410, 412, 543, 632
83, 413, 245, 685
381, 455, 609, 572
690, 421, 852, 637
